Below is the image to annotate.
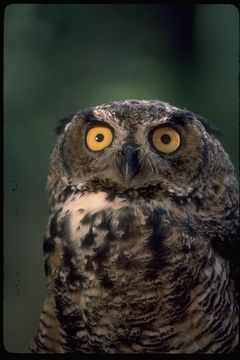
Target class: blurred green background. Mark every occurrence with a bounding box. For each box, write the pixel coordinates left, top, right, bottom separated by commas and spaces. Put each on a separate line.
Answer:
4, 4, 239, 352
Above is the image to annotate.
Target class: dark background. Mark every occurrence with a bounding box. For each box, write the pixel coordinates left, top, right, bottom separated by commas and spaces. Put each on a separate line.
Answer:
4, 4, 239, 352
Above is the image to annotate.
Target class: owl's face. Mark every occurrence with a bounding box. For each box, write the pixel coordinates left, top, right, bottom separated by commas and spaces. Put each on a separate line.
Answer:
54, 100, 227, 196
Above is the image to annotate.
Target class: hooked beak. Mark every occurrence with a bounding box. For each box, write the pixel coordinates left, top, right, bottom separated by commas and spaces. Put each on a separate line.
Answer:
119, 143, 141, 183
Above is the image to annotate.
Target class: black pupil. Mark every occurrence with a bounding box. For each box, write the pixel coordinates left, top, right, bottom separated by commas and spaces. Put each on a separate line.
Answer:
161, 134, 171, 144
95, 133, 104, 142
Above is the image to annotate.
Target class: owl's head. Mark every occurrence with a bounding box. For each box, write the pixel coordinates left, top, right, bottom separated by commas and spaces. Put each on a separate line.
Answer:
49, 99, 235, 200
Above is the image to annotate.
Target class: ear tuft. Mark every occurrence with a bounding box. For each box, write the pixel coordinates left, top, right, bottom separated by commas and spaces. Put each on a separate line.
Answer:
193, 113, 222, 138
55, 114, 75, 135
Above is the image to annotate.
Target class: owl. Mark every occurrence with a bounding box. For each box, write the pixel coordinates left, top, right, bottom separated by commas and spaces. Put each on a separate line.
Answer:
30, 99, 239, 353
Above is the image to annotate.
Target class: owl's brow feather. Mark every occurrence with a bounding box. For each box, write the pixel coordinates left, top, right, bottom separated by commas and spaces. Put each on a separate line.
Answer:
168, 110, 221, 138
55, 109, 108, 135
82, 110, 102, 123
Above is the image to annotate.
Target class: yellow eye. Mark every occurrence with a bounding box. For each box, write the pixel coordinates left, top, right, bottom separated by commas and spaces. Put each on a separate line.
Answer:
151, 127, 181, 154
86, 126, 113, 151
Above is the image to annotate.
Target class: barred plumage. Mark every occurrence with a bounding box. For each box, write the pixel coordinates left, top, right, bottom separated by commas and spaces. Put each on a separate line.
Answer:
30, 100, 239, 353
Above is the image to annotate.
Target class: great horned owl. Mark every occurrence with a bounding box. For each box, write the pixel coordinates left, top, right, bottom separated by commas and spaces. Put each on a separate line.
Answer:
30, 99, 239, 353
